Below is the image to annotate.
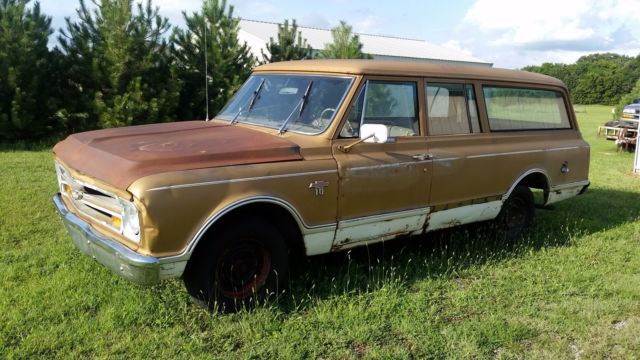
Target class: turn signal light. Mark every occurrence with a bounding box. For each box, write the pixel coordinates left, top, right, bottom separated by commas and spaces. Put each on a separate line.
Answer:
111, 216, 122, 229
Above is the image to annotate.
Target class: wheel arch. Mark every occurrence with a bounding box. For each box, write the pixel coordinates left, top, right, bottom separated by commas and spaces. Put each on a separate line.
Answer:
185, 197, 307, 260
503, 169, 551, 201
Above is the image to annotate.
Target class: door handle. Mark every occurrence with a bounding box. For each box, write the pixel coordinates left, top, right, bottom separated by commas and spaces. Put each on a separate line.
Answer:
412, 153, 433, 161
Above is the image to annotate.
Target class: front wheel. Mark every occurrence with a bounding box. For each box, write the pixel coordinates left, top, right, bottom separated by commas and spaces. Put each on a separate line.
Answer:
495, 186, 534, 240
183, 219, 289, 312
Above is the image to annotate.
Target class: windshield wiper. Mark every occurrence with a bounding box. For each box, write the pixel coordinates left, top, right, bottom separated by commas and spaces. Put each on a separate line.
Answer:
278, 80, 313, 134
229, 106, 244, 124
230, 78, 265, 125
298, 80, 313, 117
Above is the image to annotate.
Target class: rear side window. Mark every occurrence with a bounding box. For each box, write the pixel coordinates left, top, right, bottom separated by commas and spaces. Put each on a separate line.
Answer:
483, 87, 571, 131
426, 83, 481, 135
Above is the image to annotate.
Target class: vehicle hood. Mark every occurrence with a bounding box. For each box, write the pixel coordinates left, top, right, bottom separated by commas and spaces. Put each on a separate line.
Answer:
53, 121, 302, 190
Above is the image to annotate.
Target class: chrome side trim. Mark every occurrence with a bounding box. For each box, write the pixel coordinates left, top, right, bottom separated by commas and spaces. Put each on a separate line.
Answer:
347, 161, 431, 172
466, 147, 582, 159
546, 146, 579, 151
433, 157, 460, 162
148, 170, 336, 192
467, 149, 543, 159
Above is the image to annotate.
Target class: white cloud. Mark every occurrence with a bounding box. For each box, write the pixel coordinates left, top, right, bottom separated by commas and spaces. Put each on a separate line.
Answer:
454, 0, 640, 68
441, 40, 473, 57
353, 15, 382, 33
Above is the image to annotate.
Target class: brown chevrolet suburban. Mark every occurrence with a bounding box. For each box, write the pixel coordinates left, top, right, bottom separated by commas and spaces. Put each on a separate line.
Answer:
53, 60, 590, 310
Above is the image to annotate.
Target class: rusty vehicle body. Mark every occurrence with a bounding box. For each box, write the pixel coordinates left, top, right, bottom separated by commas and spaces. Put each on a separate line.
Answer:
53, 60, 590, 310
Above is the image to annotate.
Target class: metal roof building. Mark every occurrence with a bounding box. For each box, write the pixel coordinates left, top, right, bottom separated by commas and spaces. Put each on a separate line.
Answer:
238, 19, 492, 67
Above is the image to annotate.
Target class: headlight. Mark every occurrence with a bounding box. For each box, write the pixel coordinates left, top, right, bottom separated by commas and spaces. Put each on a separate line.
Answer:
119, 198, 141, 243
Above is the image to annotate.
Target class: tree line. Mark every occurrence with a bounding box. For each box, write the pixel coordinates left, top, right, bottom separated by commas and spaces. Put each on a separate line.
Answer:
522, 53, 640, 111
0, 0, 370, 142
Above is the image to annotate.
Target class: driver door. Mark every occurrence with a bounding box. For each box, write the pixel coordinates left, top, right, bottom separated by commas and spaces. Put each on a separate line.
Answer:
331, 78, 432, 249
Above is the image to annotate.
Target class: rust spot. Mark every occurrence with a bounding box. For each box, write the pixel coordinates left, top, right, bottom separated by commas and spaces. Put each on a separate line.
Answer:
331, 242, 344, 252
54, 121, 303, 190
423, 212, 431, 233
444, 219, 462, 227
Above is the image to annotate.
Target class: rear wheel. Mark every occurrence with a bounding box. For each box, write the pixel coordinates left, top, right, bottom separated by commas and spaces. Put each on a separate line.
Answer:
496, 186, 534, 240
183, 219, 289, 312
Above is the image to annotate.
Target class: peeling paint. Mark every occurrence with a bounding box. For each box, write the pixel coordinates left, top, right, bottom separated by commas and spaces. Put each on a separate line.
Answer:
426, 201, 502, 232
545, 182, 587, 205
333, 208, 428, 250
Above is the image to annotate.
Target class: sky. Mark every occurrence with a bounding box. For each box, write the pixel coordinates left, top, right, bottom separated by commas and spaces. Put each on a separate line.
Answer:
40, 0, 640, 69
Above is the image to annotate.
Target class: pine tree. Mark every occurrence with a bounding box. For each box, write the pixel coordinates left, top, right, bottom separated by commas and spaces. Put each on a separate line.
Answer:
261, 19, 312, 64
58, 0, 179, 130
318, 21, 372, 60
0, 0, 57, 141
171, 0, 255, 120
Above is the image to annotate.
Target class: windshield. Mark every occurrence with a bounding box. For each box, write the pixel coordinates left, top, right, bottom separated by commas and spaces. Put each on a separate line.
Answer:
217, 74, 353, 134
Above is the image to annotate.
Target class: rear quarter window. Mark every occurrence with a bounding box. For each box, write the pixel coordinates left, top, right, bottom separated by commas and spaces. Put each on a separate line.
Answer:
483, 86, 571, 131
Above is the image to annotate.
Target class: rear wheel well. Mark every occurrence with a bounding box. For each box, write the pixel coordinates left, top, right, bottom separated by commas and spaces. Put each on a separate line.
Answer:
514, 172, 550, 205
190, 202, 305, 262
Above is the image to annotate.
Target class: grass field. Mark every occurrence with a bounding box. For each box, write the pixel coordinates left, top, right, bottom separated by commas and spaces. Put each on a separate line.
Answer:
1, 105, 639, 359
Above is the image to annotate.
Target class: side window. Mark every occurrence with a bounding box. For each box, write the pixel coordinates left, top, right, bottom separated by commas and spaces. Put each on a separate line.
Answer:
340, 80, 419, 138
483, 86, 571, 131
426, 82, 481, 135
340, 87, 365, 138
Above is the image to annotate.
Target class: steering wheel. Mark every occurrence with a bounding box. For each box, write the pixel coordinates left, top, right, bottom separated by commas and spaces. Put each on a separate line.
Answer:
341, 119, 357, 137
311, 108, 336, 129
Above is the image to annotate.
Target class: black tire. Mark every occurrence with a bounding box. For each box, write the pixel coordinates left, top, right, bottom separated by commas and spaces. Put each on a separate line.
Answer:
183, 218, 289, 312
495, 186, 534, 240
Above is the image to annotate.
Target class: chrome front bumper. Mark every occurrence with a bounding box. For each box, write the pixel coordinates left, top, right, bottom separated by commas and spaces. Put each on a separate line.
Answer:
53, 194, 164, 285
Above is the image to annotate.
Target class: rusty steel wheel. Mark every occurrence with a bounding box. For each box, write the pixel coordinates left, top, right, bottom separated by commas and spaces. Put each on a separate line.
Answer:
496, 185, 534, 240
183, 219, 288, 312
214, 239, 272, 299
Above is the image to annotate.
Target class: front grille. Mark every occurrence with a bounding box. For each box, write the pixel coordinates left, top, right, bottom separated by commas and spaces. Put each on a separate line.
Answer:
56, 162, 124, 233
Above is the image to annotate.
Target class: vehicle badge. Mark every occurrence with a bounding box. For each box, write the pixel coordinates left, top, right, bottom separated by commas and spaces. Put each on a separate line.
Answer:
309, 180, 329, 196
72, 190, 84, 201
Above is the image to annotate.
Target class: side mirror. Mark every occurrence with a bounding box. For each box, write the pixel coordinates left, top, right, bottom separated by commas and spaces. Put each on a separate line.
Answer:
360, 124, 388, 144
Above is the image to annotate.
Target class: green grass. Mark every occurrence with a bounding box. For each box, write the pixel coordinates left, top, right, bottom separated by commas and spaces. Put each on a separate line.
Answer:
1, 105, 639, 359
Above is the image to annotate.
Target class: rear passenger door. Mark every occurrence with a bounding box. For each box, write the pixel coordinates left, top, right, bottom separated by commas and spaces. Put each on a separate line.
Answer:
424, 80, 503, 230
480, 85, 589, 195
331, 78, 431, 247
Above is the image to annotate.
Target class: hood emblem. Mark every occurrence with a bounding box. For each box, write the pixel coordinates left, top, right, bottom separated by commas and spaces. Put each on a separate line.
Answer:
309, 180, 329, 196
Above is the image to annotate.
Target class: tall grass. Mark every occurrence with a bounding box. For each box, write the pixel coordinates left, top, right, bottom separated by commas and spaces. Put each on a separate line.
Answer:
1, 105, 640, 358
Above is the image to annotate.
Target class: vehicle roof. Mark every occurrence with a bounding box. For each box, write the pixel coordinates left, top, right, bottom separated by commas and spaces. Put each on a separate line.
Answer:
255, 60, 566, 88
